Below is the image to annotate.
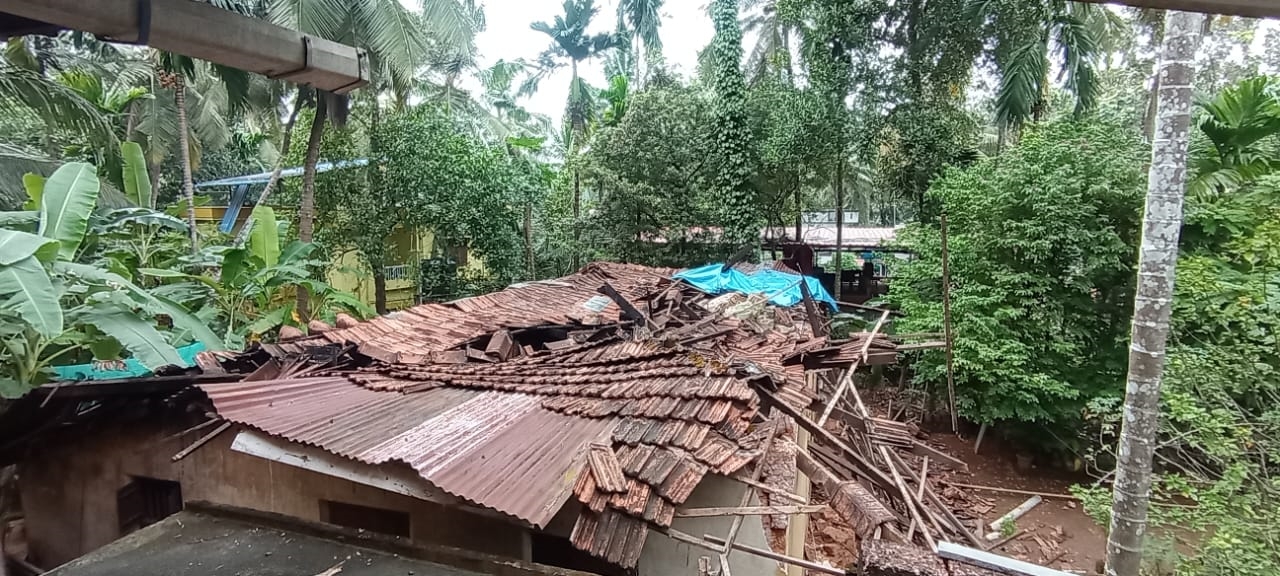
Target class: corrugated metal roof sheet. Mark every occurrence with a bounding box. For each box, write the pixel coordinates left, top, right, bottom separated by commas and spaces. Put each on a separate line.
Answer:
201, 378, 611, 528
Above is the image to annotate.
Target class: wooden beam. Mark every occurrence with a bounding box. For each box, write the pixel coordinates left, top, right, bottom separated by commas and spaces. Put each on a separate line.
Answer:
230, 430, 458, 507
0, 0, 368, 93
676, 505, 826, 518
1075, 0, 1280, 19
753, 382, 898, 493
170, 421, 231, 462
730, 475, 809, 505
703, 534, 848, 576
911, 439, 970, 472
598, 282, 655, 329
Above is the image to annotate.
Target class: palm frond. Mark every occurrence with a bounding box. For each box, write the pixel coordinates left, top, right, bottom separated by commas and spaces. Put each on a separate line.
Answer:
357, 0, 431, 82
267, 0, 349, 42
995, 42, 1048, 129
1054, 12, 1100, 116
0, 64, 119, 153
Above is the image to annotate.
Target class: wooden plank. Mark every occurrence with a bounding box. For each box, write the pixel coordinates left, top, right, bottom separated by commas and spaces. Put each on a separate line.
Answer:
703, 535, 847, 576
171, 421, 231, 462
885, 450, 986, 549
911, 439, 970, 472
230, 430, 461, 506
587, 443, 628, 493
723, 423, 779, 553
598, 282, 653, 328
879, 445, 936, 550
798, 279, 825, 338
730, 475, 808, 505
942, 482, 1081, 501
675, 505, 826, 518
906, 457, 929, 541
753, 382, 898, 493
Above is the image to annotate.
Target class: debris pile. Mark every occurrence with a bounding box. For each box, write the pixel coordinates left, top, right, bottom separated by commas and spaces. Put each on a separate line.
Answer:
244, 261, 1061, 576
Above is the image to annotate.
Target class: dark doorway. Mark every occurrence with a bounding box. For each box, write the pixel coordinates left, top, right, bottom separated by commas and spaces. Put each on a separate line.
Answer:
319, 500, 411, 538
116, 477, 182, 536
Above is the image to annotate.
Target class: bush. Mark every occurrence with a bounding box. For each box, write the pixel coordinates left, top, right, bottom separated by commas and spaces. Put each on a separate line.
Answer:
888, 120, 1147, 435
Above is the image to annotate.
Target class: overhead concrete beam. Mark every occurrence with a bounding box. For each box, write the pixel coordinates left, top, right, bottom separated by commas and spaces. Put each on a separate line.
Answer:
0, 0, 368, 94
1077, 0, 1280, 19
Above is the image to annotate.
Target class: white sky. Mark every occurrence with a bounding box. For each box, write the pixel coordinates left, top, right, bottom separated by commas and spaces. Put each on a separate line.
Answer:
458, 0, 713, 126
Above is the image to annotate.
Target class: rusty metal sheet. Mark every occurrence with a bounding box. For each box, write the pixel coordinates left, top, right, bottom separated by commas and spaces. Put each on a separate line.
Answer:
200, 378, 612, 528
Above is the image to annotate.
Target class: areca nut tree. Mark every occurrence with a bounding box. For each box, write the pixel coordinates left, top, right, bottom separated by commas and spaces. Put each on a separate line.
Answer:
1106, 10, 1204, 576
616, 0, 663, 88
531, 0, 618, 269
969, 0, 1126, 137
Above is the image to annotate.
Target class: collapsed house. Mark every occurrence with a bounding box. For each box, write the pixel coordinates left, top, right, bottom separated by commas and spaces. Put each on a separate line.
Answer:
0, 261, 1035, 576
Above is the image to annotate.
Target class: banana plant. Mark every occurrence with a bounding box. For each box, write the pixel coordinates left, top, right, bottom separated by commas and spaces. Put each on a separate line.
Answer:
142, 206, 373, 349
0, 160, 222, 396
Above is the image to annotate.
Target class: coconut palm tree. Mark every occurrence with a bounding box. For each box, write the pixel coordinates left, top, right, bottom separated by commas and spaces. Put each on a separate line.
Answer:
531, 0, 619, 268
616, 0, 663, 87
266, 0, 476, 317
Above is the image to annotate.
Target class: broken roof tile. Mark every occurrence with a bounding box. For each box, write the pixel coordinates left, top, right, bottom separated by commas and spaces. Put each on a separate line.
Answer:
587, 443, 628, 494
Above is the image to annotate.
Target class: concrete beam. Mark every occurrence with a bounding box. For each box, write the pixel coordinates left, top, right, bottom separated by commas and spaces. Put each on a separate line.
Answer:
1076, 0, 1280, 19
0, 0, 368, 94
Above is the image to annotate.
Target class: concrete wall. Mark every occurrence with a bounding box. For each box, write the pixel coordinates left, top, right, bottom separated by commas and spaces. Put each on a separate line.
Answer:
19, 416, 525, 568
637, 474, 779, 576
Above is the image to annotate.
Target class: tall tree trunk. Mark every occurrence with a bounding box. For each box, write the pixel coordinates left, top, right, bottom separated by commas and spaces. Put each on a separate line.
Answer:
232, 91, 304, 247
524, 201, 535, 279
373, 265, 387, 315
296, 95, 328, 321
794, 185, 802, 242
833, 158, 844, 301
572, 169, 582, 270
175, 76, 199, 253
147, 160, 162, 209
1105, 11, 1203, 576
571, 60, 582, 271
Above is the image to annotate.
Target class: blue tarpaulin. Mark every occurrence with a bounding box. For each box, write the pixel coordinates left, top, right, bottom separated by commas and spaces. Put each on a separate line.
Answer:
53, 342, 206, 381
675, 264, 839, 310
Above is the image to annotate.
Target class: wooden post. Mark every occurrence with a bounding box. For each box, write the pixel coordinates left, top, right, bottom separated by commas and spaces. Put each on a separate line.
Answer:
941, 212, 958, 434
786, 373, 816, 576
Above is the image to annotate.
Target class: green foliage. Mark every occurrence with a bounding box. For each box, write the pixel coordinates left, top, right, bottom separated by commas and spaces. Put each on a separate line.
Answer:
889, 120, 1147, 430
1189, 77, 1280, 198
0, 160, 209, 395
379, 105, 524, 284
709, 0, 759, 250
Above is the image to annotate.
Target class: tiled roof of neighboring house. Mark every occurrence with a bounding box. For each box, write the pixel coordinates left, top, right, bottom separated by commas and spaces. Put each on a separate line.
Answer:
200, 262, 842, 569
764, 226, 900, 248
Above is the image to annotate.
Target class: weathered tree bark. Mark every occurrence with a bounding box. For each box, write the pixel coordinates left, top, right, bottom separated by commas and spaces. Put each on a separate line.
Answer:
794, 185, 802, 242
1106, 10, 1203, 576
232, 91, 303, 248
373, 265, 387, 315
296, 95, 328, 321
175, 75, 199, 253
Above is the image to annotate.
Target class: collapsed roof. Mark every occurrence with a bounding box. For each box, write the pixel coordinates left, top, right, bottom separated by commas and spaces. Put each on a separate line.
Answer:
200, 262, 824, 568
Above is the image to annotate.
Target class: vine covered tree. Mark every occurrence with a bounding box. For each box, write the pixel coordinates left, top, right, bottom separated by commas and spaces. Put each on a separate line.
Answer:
709, 0, 759, 252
